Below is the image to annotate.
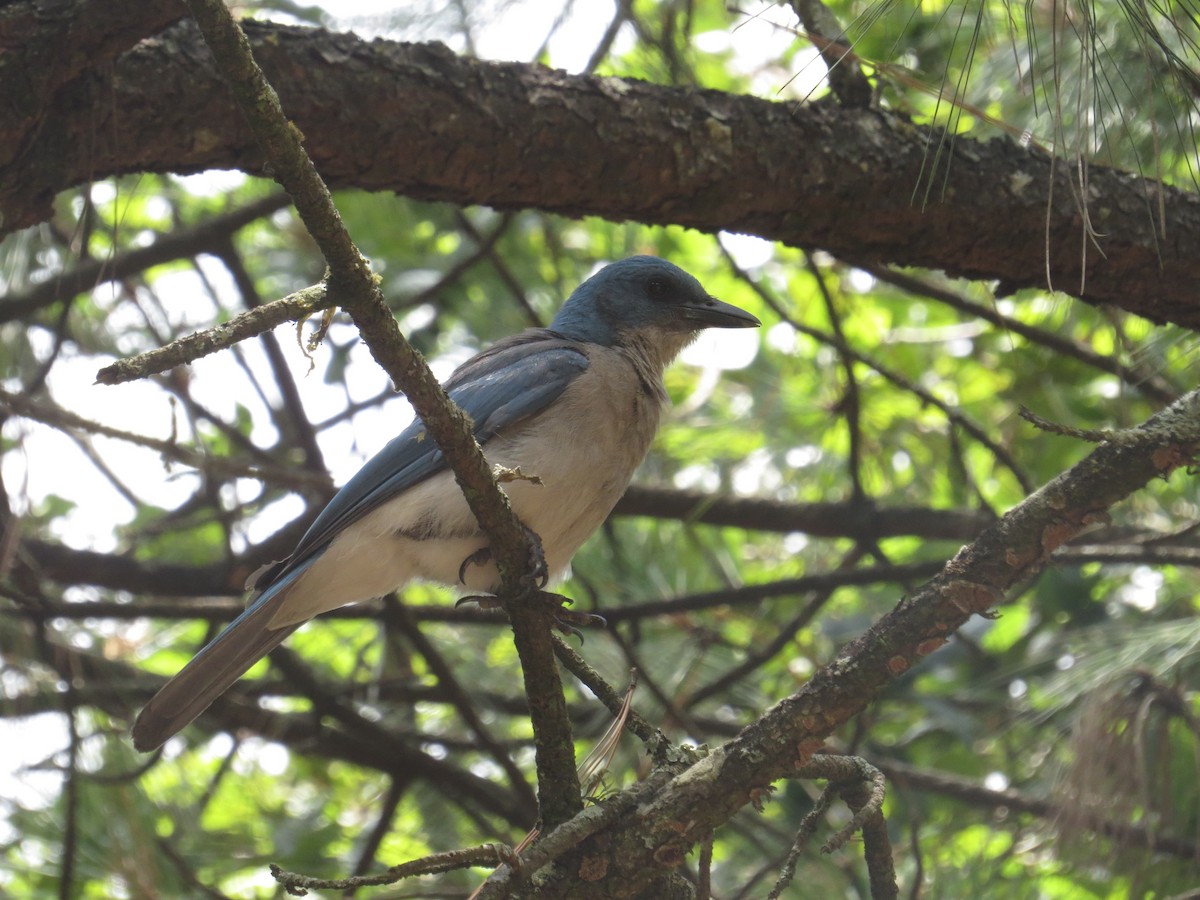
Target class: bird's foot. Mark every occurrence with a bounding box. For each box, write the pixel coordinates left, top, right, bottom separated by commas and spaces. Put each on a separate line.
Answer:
534, 590, 607, 642
455, 593, 501, 610
520, 524, 549, 591
455, 524, 548, 590
454, 590, 605, 640
458, 546, 493, 586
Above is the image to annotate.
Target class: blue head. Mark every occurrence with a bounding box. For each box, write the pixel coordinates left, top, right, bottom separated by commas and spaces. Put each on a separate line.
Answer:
549, 256, 759, 348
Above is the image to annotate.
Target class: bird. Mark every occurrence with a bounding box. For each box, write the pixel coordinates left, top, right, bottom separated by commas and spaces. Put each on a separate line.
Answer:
132, 256, 760, 751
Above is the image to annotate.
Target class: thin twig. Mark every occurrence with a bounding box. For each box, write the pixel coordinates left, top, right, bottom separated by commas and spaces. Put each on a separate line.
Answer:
1018, 405, 1123, 443
552, 636, 667, 751
0, 386, 332, 492
94, 283, 331, 385
271, 843, 520, 895
767, 789, 837, 899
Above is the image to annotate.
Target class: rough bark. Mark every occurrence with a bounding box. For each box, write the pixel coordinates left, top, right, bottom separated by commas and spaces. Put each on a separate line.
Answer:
496, 391, 1200, 897
2, 12, 1198, 328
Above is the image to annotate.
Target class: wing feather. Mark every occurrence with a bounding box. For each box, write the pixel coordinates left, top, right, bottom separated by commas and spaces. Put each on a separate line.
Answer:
251, 334, 587, 593
132, 334, 588, 751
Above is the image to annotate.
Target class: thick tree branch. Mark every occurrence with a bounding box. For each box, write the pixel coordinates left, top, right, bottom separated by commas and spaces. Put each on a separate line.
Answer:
495, 390, 1200, 896
3, 17, 1198, 326
0, 0, 186, 177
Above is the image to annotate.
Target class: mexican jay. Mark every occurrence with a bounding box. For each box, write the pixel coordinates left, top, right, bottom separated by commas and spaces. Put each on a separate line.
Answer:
132, 256, 759, 751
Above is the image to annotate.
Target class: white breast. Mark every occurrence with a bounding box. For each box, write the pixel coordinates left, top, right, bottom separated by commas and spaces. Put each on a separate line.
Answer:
485, 344, 663, 581
266, 344, 665, 626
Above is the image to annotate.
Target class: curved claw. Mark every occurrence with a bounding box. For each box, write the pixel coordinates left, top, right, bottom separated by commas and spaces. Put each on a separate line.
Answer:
457, 526, 548, 591
555, 622, 587, 643
551, 612, 606, 643
458, 546, 492, 585
455, 594, 502, 610
536, 592, 605, 637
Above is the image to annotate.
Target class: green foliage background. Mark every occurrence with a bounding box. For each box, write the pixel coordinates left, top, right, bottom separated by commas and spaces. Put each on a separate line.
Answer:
1, 1, 1198, 897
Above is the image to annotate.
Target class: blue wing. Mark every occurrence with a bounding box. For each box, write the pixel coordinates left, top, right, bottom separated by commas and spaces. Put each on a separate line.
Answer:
251, 332, 589, 592
131, 330, 589, 751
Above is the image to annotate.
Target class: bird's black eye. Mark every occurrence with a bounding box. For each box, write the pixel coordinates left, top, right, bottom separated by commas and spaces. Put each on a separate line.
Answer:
646, 278, 669, 300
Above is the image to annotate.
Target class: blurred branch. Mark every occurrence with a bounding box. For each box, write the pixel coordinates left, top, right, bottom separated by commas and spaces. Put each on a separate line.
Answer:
453, 210, 542, 326
601, 562, 943, 623
210, 235, 328, 474
9, 532, 942, 607
0, 193, 290, 324
387, 597, 538, 812
616, 487, 993, 539
0, 386, 332, 492
59, 699, 79, 900
154, 836, 237, 900
0, 610, 534, 828
722, 248, 1035, 494
348, 776, 411, 881
809, 252, 867, 502
683, 548, 865, 710
606, 626, 707, 737
15, 542, 235, 597
18, 536, 1199, 622
789, 0, 873, 107
878, 757, 1200, 861
862, 264, 1180, 406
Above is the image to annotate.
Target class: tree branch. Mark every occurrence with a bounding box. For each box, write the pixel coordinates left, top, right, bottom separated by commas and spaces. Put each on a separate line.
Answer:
499, 389, 1200, 896
614, 486, 994, 541
92, 283, 331, 384
0, 193, 290, 324
4, 17, 1199, 327
789, 0, 873, 108
877, 757, 1200, 861
175, 0, 579, 833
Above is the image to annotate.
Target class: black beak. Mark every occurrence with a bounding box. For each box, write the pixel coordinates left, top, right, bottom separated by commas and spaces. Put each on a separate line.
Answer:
680, 296, 761, 329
